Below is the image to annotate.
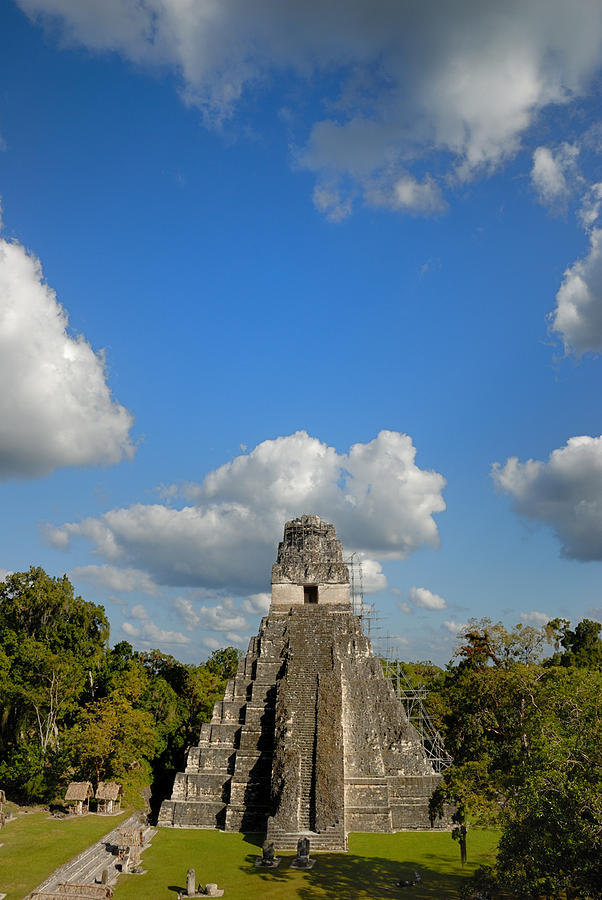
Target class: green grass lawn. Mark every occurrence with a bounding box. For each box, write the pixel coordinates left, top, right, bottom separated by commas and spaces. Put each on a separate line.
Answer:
0, 809, 129, 900
114, 829, 499, 900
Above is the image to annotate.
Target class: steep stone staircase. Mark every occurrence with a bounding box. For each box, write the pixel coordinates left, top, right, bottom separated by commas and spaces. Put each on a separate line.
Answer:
267, 607, 348, 851
287, 610, 333, 831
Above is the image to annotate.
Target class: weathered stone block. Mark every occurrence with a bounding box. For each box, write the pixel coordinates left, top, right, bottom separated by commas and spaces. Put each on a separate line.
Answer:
172, 800, 226, 828
346, 807, 393, 832
345, 779, 389, 807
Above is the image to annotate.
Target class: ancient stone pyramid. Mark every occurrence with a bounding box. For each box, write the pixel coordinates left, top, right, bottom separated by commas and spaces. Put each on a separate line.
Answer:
159, 514, 446, 850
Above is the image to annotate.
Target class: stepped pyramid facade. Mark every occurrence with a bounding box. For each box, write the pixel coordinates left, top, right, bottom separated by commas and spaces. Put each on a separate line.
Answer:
158, 515, 448, 850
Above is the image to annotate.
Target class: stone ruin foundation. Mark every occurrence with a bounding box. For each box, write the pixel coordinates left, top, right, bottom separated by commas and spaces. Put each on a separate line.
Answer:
159, 514, 450, 850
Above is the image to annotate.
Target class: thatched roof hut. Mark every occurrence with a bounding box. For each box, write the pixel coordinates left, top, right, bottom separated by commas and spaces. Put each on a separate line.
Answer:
65, 782, 94, 802
95, 782, 122, 801
95, 782, 123, 814
0, 788, 6, 804
65, 782, 93, 814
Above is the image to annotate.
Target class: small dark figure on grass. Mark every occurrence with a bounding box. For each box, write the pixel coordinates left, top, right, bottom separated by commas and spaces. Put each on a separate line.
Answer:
395, 869, 422, 888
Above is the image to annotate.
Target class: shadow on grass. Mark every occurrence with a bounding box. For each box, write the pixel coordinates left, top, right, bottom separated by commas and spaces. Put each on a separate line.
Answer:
240, 851, 468, 899
241, 851, 292, 884
240, 832, 265, 848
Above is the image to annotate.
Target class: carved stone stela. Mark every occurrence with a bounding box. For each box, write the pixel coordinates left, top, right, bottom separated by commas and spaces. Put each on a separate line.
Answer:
159, 514, 447, 850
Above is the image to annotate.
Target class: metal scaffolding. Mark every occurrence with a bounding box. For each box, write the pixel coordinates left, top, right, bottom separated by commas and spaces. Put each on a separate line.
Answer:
345, 554, 380, 640
382, 654, 453, 773
345, 555, 451, 771
346, 552, 364, 619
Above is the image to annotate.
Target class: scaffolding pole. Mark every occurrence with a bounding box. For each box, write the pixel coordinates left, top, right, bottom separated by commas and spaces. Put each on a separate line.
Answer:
381, 645, 453, 774
344, 558, 451, 771
346, 552, 364, 619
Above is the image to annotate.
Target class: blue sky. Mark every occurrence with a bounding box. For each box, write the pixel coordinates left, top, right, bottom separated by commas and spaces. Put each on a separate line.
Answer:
1, 0, 602, 664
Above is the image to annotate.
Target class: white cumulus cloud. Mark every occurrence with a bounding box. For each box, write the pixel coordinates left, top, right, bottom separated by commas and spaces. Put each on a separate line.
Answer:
122, 603, 190, 645
365, 173, 446, 215
224, 631, 246, 646
550, 226, 602, 356
171, 594, 250, 633
531, 143, 579, 210
242, 593, 271, 614
45, 430, 445, 592
408, 586, 447, 610
130, 603, 148, 620
202, 636, 222, 651
172, 595, 201, 630
492, 435, 602, 560
16, 0, 602, 216
520, 610, 550, 625
197, 604, 248, 633
70, 564, 157, 594
312, 185, 353, 222
358, 558, 387, 594
578, 182, 602, 230
443, 619, 468, 635
0, 239, 134, 478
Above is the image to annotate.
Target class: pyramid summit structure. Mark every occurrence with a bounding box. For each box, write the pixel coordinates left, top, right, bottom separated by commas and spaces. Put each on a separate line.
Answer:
158, 514, 449, 850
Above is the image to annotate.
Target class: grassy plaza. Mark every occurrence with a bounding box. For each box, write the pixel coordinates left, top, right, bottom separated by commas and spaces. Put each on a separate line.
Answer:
0, 809, 129, 900
113, 827, 499, 900
0, 811, 497, 900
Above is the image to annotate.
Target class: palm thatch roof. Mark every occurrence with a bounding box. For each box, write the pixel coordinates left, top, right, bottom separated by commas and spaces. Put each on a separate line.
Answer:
95, 782, 122, 801
64, 782, 93, 802
0, 789, 6, 803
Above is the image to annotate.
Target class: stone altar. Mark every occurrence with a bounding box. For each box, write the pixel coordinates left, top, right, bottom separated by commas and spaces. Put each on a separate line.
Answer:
254, 839, 280, 868
159, 514, 450, 850
290, 836, 314, 869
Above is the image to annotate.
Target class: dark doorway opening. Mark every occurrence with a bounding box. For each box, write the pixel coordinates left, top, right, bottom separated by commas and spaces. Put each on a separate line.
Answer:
304, 585, 318, 604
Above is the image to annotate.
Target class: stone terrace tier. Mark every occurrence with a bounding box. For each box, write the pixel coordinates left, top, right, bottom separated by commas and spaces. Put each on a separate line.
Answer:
158, 616, 287, 832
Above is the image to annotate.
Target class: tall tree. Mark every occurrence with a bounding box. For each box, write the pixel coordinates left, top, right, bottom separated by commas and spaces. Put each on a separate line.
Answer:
496, 668, 602, 898
432, 619, 602, 896
545, 617, 602, 669
0, 568, 109, 800
68, 691, 159, 799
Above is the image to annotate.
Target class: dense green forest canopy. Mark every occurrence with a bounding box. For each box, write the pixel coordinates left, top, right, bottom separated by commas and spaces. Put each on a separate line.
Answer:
1, 569, 601, 897
0, 567, 240, 808
407, 618, 602, 899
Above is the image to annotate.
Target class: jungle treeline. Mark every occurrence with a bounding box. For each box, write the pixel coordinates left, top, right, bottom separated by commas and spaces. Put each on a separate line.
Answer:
1, 567, 601, 897
399, 617, 602, 899
0, 567, 239, 813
